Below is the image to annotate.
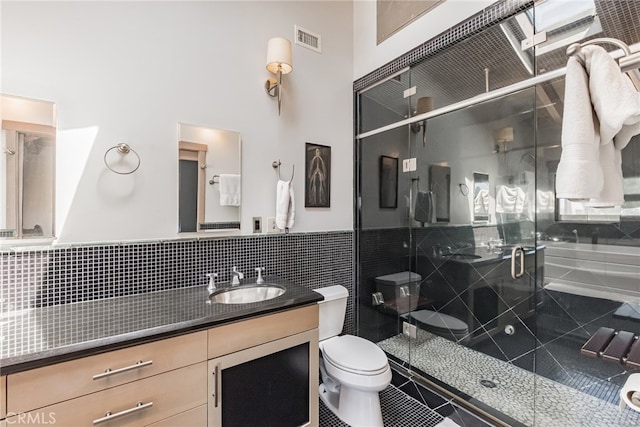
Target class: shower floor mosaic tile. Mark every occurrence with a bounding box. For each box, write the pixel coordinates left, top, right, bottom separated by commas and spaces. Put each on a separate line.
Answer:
378, 331, 640, 427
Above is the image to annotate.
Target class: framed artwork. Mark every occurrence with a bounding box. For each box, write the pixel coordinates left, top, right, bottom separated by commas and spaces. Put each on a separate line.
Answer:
305, 143, 331, 207
379, 156, 398, 208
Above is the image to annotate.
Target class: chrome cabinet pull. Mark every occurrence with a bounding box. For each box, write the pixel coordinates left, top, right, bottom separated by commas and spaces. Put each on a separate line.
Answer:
92, 360, 153, 380
511, 246, 525, 279
213, 364, 220, 408
92, 401, 153, 425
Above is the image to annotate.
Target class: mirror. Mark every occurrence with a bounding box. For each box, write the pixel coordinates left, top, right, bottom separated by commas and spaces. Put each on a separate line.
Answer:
473, 172, 490, 222
178, 123, 241, 233
429, 164, 450, 222
1, 94, 56, 240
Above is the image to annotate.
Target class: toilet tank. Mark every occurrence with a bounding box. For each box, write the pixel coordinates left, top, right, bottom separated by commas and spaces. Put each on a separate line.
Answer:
314, 285, 348, 341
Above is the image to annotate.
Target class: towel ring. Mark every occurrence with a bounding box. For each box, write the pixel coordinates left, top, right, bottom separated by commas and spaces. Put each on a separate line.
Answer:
272, 160, 294, 181
104, 143, 140, 175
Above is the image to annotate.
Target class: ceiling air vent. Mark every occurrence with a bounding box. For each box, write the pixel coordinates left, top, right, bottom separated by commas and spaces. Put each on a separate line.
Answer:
295, 25, 321, 53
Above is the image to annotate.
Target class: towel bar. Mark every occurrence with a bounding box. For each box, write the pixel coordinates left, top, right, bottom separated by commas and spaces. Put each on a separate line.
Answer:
567, 38, 640, 90
581, 327, 640, 369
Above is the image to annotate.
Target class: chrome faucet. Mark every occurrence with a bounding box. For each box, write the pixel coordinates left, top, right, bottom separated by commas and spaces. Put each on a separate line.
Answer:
255, 267, 265, 284
206, 273, 218, 294
231, 266, 244, 285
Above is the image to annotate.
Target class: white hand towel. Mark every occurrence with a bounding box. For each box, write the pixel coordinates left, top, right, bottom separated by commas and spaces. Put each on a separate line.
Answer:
585, 45, 640, 151
474, 189, 489, 214
536, 190, 555, 213
276, 180, 295, 230
583, 45, 640, 207
556, 45, 640, 207
555, 55, 603, 201
219, 174, 241, 206
496, 186, 526, 213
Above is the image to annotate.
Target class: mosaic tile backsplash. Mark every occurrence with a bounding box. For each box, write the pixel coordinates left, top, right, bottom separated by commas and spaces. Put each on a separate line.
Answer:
1, 231, 355, 334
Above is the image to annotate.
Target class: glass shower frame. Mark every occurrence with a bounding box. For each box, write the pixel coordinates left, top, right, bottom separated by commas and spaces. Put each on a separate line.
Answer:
355, 1, 640, 425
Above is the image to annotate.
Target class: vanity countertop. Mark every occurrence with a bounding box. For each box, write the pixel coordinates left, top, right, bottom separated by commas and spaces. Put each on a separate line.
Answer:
0, 276, 323, 374
434, 244, 545, 266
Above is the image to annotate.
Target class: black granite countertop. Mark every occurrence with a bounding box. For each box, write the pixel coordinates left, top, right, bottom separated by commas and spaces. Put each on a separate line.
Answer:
431, 244, 545, 266
0, 276, 323, 374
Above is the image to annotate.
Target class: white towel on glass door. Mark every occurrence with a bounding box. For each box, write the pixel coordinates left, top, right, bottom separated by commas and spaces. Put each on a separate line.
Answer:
555, 53, 603, 201
556, 45, 640, 207
219, 174, 241, 206
276, 180, 295, 230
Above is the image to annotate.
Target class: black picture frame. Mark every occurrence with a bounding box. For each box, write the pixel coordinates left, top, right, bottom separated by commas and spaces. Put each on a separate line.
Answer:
305, 143, 331, 207
379, 156, 398, 208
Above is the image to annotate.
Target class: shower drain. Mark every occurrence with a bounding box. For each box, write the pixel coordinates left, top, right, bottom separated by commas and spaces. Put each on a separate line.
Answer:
480, 379, 498, 388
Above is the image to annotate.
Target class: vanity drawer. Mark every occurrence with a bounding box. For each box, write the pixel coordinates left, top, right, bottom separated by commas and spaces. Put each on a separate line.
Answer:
146, 404, 207, 427
7, 331, 207, 413
6, 362, 207, 427
208, 304, 318, 358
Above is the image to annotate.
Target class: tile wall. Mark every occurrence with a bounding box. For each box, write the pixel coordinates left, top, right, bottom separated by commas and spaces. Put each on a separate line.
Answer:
1, 231, 356, 334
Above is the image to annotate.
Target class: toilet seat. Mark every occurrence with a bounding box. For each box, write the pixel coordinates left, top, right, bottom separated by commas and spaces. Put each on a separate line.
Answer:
410, 310, 469, 334
321, 335, 389, 376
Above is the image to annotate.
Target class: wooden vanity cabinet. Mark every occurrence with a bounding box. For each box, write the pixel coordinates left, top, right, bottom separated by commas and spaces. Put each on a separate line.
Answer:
6, 332, 207, 427
208, 305, 319, 427
4, 304, 320, 427
1, 375, 6, 420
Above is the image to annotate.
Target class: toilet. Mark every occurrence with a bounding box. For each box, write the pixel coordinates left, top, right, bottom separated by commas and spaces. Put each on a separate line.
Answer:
408, 309, 470, 343
314, 285, 392, 427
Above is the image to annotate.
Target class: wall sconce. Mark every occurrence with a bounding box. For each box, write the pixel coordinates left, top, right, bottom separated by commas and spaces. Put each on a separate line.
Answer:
410, 97, 434, 147
493, 127, 514, 153
265, 37, 293, 116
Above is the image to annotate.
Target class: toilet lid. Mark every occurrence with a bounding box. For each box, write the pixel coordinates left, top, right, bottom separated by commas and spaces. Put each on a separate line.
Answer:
410, 310, 468, 332
322, 335, 388, 376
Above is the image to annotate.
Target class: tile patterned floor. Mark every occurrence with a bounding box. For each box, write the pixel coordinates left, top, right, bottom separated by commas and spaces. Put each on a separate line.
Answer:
378, 330, 640, 427
318, 371, 493, 427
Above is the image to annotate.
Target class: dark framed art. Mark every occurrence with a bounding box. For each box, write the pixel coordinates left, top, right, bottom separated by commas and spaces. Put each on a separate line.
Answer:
305, 143, 331, 208
379, 155, 398, 208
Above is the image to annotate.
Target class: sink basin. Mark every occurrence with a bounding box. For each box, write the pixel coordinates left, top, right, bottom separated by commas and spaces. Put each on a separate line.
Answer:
209, 284, 286, 304
447, 253, 482, 260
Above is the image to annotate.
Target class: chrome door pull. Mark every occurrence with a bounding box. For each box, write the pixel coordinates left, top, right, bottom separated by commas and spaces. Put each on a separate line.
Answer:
511, 246, 525, 279
92, 401, 153, 424
213, 364, 220, 407
92, 360, 153, 380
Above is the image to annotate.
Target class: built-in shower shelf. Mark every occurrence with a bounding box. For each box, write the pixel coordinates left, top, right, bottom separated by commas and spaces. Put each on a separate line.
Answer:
581, 327, 640, 368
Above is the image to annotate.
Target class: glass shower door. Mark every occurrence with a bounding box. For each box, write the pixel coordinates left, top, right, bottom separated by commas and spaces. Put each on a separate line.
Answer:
355, 69, 416, 368
400, 86, 540, 425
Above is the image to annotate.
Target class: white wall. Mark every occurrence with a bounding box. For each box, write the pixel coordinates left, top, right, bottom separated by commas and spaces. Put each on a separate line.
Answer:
1, 1, 353, 244
353, 0, 495, 80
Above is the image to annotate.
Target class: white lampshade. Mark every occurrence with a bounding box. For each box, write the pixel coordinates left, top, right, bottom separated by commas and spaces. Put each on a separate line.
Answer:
494, 127, 514, 143
266, 37, 293, 74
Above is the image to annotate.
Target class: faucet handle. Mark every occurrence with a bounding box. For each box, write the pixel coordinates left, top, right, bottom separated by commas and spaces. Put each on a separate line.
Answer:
206, 273, 218, 293
255, 267, 265, 284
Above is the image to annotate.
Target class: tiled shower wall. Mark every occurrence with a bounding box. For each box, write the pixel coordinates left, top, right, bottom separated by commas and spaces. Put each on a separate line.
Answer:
357, 224, 505, 341
1, 231, 355, 334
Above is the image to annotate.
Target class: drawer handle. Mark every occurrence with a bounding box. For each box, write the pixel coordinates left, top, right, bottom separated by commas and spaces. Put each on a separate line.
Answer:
92, 360, 153, 380
92, 401, 153, 425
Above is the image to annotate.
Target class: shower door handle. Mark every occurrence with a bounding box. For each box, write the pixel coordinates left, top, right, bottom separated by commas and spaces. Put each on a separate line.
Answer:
511, 246, 525, 280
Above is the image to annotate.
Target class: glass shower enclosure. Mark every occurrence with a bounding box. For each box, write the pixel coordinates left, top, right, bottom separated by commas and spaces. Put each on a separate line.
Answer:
355, 1, 640, 426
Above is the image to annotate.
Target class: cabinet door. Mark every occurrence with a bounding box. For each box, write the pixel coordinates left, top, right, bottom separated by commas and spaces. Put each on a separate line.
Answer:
208, 329, 318, 427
